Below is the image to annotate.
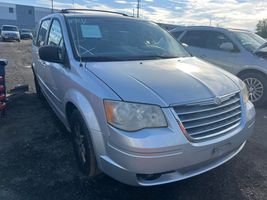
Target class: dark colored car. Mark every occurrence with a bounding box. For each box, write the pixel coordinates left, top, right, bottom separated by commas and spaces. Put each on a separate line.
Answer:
20, 29, 33, 40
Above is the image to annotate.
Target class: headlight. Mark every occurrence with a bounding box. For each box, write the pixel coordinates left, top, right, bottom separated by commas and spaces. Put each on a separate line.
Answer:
104, 100, 167, 131
239, 79, 249, 103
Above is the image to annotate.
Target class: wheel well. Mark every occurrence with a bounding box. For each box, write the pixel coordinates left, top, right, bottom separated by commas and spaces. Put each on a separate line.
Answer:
66, 102, 77, 124
237, 69, 266, 78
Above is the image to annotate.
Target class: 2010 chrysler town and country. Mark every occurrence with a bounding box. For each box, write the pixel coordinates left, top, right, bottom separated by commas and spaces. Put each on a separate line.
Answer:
32, 10, 255, 186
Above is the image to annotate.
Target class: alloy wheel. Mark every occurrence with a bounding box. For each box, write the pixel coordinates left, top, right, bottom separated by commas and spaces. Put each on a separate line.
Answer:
74, 123, 87, 163
243, 77, 264, 103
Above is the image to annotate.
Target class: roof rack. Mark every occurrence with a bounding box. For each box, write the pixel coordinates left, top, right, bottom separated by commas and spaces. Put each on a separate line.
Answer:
60, 9, 128, 17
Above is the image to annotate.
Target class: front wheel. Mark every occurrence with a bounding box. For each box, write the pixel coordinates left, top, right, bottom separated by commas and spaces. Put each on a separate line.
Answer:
240, 72, 267, 106
70, 110, 98, 177
32, 68, 44, 100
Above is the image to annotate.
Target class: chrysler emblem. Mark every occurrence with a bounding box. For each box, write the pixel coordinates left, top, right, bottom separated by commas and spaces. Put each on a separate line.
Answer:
214, 96, 222, 105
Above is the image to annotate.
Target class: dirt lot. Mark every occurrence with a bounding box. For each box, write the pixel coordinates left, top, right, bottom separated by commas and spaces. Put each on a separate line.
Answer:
0, 40, 267, 200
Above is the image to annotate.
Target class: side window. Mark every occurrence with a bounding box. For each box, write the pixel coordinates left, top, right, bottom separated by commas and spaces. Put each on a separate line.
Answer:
180, 30, 209, 48
206, 31, 237, 52
48, 20, 63, 48
181, 30, 238, 52
171, 31, 184, 40
47, 19, 65, 60
36, 19, 50, 47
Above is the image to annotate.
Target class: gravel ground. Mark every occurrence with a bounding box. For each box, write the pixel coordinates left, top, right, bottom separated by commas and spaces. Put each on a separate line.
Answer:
0, 40, 266, 200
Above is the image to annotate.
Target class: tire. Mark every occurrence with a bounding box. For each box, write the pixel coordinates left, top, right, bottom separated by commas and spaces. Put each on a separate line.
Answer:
70, 110, 98, 177
32, 68, 44, 100
17, 39, 20, 42
239, 72, 267, 106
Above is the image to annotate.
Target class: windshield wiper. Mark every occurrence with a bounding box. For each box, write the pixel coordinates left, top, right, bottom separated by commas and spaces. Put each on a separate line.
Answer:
81, 56, 131, 62
136, 55, 179, 60
81, 55, 180, 62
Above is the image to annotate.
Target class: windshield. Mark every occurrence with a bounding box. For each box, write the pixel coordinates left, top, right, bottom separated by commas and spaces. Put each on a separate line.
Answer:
21, 29, 31, 33
67, 17, 190, 61
233, 31, 266, 52
2, 26, 18, 31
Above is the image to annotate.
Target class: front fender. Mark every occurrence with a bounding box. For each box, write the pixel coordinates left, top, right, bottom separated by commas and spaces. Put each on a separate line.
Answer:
63, 89, 107, 163
238, 65, 267, 76
64, 89, 100, 131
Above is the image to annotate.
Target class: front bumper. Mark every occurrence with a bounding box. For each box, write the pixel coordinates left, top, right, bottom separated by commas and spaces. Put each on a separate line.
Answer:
98, 102, 255, 186
2, 35, 19, 40
21, 35, 32, 39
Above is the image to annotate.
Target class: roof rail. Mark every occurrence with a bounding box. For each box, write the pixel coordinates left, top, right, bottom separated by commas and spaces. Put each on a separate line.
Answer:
60, 9, 128, 16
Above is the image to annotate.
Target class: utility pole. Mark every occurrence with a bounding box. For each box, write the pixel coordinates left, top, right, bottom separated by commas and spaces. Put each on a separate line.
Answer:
137, 0, 140, 18
51, 0, 54, 13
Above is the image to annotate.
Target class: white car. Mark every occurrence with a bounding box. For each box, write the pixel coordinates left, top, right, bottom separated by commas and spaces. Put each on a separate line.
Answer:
170, 26, 267, 106
1, 25, 20, 42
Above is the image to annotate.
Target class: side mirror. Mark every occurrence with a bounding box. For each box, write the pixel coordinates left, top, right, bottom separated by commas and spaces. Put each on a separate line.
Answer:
38, 45, 62, 63
220, 42, 234, 52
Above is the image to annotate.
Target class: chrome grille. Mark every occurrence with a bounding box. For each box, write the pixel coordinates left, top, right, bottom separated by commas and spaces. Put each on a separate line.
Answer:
6, 33, 17, 37
173, 93, 242, 141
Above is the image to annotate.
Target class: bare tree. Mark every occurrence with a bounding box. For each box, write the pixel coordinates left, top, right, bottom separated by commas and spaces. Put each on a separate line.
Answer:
256, 19, 267, 38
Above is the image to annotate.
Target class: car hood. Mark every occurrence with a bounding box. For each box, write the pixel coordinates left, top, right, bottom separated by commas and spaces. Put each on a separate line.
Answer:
86, 57, 240, 107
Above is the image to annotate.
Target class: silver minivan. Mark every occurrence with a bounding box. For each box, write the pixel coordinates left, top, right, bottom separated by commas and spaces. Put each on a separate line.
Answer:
32, 10, 255, 186
170, 26, 267, 106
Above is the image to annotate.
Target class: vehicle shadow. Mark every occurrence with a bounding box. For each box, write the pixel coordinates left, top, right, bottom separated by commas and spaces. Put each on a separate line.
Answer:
0, 93, 259, 200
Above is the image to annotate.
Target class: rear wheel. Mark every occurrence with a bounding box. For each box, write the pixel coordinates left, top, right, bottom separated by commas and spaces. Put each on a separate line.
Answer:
240, 72, 267, 106
70, 110, 98, 177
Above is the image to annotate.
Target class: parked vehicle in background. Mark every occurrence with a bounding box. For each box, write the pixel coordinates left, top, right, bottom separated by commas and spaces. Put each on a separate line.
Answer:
20, 29, 33, 40
32, 10, 255, 186
1, 25, 20, 42
170, 26, 267, 106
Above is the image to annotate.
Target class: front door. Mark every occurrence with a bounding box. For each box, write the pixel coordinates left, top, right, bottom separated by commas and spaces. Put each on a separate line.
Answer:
32, 19, 51, 90
42, 19, 69, 114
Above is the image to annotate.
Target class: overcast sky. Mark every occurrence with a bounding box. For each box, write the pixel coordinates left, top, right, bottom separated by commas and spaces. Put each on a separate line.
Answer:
0, 0, 266, 30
